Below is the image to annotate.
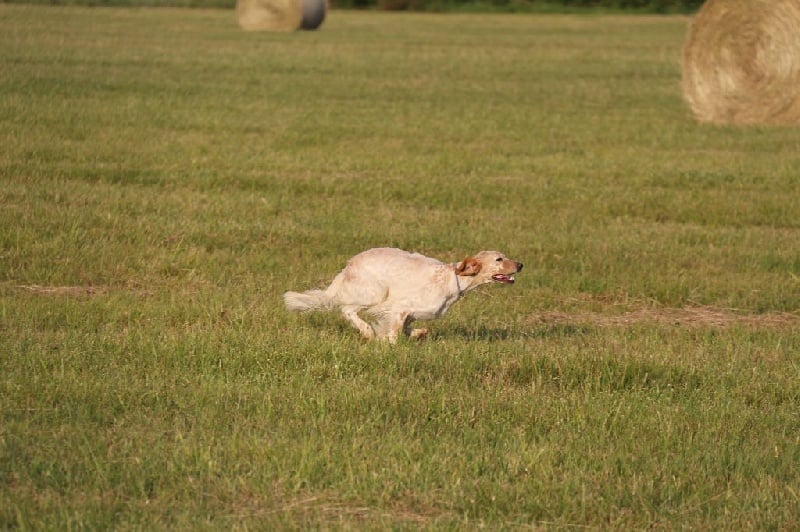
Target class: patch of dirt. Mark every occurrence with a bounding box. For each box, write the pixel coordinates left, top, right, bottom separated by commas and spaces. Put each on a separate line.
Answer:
527, 305, 800, 330
14, 283, 156, 297
16, 285, 108, 296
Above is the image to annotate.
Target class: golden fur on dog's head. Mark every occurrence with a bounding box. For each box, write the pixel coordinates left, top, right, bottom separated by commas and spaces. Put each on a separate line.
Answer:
456, 251, 523, 285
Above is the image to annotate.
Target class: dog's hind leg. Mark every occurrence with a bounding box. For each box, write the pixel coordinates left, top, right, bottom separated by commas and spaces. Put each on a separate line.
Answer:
341, 306, 374, 340
373, 312, 412, 344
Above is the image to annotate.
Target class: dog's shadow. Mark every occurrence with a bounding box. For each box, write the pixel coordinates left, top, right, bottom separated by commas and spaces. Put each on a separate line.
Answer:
438, 323, 592, 342
303, 314, 591, 343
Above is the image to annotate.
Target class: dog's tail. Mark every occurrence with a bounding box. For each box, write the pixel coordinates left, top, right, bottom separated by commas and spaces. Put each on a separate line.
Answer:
283, 289, 333, 312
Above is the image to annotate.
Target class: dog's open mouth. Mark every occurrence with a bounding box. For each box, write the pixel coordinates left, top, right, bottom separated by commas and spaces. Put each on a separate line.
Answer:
491, 274, 515, 284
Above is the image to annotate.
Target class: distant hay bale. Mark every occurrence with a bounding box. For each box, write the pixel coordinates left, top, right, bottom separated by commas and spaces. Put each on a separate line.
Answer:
300, 0, 327, 30
236, 0, 301, 31
682, 0, 800, 125
236, 0, 326, 31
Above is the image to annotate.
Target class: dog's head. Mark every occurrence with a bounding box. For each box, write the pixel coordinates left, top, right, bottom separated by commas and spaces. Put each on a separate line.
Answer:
455, 251, 523, 287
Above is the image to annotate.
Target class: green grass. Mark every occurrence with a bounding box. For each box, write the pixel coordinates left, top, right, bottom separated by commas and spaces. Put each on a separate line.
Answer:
1, 4, 799, 528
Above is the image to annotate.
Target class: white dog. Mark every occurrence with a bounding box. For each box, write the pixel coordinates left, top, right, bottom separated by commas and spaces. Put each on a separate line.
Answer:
283, 248, 523, 343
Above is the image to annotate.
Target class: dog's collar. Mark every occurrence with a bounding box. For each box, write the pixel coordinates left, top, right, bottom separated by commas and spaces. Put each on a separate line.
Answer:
453, 264, 463, 294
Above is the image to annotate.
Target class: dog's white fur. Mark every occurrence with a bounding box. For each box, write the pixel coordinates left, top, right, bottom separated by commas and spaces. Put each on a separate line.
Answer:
284, 247, 522, 343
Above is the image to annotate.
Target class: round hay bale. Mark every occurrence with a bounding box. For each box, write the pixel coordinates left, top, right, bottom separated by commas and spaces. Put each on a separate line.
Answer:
682, 0, 800, 125
300, 0, 327, 30
236, 0, 303, 32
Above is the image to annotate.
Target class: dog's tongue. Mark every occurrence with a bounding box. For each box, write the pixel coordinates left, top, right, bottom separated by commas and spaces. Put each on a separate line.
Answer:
492, 274, 515, 284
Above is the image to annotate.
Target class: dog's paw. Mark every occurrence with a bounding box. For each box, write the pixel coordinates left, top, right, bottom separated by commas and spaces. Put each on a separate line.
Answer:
409, 328, 428, 340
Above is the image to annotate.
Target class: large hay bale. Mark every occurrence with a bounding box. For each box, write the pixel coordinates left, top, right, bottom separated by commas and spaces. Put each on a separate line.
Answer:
236, 0, 326, 31
682, 0, 800, 125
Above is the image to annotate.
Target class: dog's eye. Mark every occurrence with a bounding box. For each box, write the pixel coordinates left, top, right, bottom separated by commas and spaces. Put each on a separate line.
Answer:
495, 257, 503, 262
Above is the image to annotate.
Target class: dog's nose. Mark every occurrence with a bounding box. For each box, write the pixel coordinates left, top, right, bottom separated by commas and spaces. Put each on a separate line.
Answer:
516, 262, 523, 271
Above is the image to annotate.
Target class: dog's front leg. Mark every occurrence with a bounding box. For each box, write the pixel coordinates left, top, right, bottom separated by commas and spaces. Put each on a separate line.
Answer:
402, 318, 428, 340
408, 328, 428, 340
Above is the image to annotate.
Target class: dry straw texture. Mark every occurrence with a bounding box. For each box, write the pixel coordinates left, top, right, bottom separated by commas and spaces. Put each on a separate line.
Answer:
682, 0, 800, 125
236, 0, 303, 31
236, 0, 325, 31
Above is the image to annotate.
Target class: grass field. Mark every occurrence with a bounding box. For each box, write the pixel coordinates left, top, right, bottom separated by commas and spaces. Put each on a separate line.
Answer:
2, 4, 799, 528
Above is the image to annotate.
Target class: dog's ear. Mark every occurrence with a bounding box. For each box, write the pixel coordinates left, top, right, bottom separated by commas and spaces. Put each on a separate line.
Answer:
455, 256, 482, 276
